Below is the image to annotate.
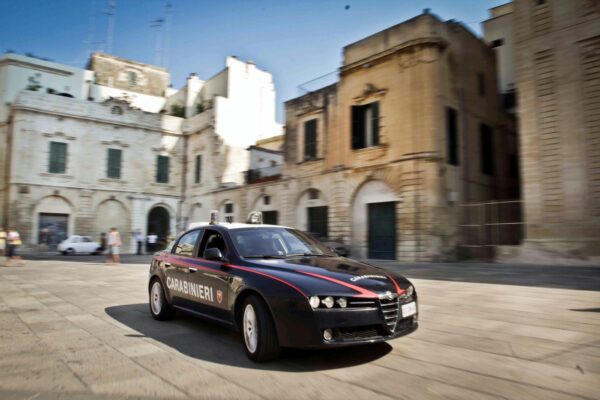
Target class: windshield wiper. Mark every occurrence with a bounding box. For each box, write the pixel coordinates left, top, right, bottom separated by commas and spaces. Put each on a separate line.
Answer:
285, 253, 335, 258
244, 254, 287, 259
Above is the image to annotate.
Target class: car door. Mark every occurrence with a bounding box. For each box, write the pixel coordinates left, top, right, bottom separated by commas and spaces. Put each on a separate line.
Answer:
81, 236, 94, 253
167, 229, 202, 309
188, 229, 233, 322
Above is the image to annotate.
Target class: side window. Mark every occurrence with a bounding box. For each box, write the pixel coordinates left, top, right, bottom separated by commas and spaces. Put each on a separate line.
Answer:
82, 237, 91, 243
199, 230, 228, 259
174, 230, 201, 257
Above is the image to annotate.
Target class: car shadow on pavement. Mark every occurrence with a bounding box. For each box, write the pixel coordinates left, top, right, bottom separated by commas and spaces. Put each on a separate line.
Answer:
105, 303, 392, 371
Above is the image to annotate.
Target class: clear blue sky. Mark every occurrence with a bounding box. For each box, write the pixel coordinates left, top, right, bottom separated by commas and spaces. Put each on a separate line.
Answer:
0, 0, 506, 122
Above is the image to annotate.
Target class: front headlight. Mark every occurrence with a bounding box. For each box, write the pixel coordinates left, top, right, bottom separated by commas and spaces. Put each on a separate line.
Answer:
309, 296, 320, 309
406, 285, 414, 297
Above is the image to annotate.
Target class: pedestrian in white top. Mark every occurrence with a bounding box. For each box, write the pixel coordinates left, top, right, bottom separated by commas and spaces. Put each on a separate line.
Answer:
107, 227, 122, 265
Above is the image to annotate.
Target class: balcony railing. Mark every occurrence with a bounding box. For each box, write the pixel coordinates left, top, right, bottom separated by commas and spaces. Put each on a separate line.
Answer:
246, 165, 282, 184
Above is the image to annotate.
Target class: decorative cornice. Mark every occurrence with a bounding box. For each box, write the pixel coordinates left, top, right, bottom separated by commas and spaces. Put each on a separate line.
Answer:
101, 139, 129, 148
341, 36, 447, 75
42, 131, 76, 140
353, 83, 388, 102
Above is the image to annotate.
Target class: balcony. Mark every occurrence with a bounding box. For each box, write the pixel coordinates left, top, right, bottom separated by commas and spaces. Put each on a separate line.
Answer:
245, 165, 282, 184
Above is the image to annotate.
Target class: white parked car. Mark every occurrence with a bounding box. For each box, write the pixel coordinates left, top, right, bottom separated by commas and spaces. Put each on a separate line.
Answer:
57, 235, 101, 255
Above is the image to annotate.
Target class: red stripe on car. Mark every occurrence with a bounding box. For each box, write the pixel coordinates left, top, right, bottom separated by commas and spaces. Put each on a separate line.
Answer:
385, 273, 405, 295
225, 264, 307, 298
299, 271, 378, 298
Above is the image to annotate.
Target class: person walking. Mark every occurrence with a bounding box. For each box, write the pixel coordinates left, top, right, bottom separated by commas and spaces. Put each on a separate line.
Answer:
107, 227, 122, 265
99, 232, 109, 262
5, 227, 24, 267
133, 229, 144, 255
38, 228, 50, 255
147, 232, 157, 253
0, 227, 6, 258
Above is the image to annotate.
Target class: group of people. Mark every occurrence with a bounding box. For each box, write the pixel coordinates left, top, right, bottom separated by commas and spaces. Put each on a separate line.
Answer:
0, 227, 24, 267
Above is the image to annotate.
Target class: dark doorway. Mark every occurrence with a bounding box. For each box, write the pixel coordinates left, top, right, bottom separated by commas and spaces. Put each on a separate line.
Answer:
368, 202, 396, 260
147, 207, 170, 249
262, 211, 278, 225
38, 213, 69, 250
307, 206, 328, 238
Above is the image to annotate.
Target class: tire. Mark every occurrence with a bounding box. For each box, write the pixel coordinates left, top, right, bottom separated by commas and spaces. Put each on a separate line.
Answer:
149, 278, 175, 321
61, 251, 68, 255
241, 295, 280, 362
67, 248, 75, 255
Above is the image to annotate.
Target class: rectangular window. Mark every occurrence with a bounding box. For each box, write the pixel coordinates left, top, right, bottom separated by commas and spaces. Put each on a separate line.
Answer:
446, 107, 459, 166
509, 154, 519, 179
156, 155, 170, 183
224, 203, 234, 214
49, 141, 67, 174
304, 119, 318, 160
351, 101, 380, 150
107, 148, 122, 179
480, 123, 494, 175
194, 154, 202, 184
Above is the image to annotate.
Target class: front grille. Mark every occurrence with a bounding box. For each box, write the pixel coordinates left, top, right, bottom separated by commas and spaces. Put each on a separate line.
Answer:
338, 326, 382, 341
347, 298, 378, 309
379, 297, 400, 332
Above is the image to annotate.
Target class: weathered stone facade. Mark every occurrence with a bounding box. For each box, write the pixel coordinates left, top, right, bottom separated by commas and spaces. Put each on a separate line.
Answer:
210, 13, 519, 261
497, 0, 600, 264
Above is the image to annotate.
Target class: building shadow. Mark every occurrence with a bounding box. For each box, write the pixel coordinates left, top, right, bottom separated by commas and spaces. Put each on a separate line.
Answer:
105, 303, 392, 371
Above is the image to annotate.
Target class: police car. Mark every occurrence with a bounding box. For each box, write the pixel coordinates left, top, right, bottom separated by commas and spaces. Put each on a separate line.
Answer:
148, 211, 418, 362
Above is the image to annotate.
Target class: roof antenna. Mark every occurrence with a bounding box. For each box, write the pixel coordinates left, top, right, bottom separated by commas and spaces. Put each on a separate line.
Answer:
105, 0, 116, 53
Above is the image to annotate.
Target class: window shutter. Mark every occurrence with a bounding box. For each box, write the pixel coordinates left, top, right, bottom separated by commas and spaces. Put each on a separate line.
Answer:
107, 149, 122, 179
304, 119, 317, 159
371, 102, 380, 146
49, 142, 67, 173
195, 155, 202, 183
156, 155, 169, 183
351, 106, 365, 149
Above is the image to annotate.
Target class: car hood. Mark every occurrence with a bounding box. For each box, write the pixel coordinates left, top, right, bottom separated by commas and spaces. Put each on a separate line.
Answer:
244, 256, 411, 297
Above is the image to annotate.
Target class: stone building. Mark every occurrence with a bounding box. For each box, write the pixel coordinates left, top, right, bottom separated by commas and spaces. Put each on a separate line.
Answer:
492, 0, 600, 264
0, 52, 280, 252
211, 12, 519, 261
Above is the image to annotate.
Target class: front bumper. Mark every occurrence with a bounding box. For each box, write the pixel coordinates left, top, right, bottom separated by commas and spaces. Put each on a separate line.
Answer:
285, 298, 418, 349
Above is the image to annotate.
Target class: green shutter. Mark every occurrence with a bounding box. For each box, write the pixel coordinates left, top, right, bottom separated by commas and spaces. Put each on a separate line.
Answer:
156, 155, 169, 183
371, 102, 379, 146
304, 119, 317, 159
351, 105, 366, 149
107, 149, 122, 179
49, 142, 67, 174
195, 155, 202, 183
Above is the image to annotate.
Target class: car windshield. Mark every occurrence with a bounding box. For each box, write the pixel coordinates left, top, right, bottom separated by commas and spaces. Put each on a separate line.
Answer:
231, 227, 336, 258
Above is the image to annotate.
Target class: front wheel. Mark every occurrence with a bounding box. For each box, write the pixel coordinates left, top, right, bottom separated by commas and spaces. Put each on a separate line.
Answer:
149, 279, 174, 321
241, 295, 280, 362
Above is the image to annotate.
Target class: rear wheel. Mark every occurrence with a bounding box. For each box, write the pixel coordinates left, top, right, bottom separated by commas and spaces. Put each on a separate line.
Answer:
241, 295, 280, 362
149, 279, 174, 320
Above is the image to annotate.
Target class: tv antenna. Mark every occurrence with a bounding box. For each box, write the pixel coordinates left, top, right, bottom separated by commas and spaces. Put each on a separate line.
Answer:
105, 0, 116, 53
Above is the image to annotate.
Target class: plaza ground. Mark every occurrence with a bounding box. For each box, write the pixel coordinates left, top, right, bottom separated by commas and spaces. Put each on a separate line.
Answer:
0, 258, 599, 399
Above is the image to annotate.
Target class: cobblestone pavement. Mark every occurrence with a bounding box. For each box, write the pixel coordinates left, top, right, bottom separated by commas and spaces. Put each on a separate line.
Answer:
0, 260, 599, 400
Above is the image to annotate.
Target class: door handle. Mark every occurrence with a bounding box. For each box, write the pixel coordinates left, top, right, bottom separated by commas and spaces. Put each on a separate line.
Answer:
189, 267, 198, 273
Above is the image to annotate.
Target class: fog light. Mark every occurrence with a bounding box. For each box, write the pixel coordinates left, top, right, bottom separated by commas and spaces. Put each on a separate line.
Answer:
323, 328, 333, 341
336, 297, 347, 308
309, 296, 320, 309
322, 296, 334, 308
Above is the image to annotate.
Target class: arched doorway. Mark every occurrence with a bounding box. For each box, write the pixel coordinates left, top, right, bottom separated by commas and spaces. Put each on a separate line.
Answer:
34, 195, 73, 250
147, 206, 170, 249
296, 188, 328, 238
96, 199, 129, 249
352, 180, 398, 260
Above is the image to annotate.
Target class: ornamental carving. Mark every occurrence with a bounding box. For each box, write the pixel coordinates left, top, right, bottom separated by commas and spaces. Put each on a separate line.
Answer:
101, 139, 129, 148
353, 83, 388, 102
42, 131, 76, 140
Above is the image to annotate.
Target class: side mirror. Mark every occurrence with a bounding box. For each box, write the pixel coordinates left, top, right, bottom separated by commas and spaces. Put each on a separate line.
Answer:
204, 247, 223, 261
